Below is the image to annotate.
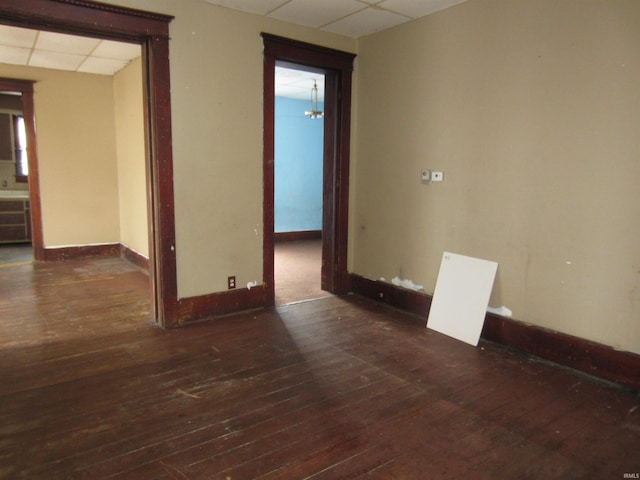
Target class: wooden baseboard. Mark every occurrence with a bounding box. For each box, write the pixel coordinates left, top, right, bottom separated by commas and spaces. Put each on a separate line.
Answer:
177, 285, 266, 325
481, 314, 640, 391
350, 274, 640, 391
43, 243, 149, 271
43, 243, 121, 261
274, 230, 322, 242
350, 273, 431, 318
120, 244, 149, 271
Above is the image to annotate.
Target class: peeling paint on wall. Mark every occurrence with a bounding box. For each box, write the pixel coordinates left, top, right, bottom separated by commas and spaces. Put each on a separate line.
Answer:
391, 277, 425, 292
487, 305, 513, 318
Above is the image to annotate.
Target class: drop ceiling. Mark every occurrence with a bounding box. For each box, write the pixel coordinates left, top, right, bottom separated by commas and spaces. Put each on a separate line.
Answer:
205, 0, 468, 38
0, 24, 141, 76
0, 0, 467, 96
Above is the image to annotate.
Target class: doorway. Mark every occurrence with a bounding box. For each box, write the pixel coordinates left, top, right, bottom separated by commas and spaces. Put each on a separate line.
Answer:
0, 88, 33, 265
273, 66, 330, 305
0, 0, 177, 327
0, 52, 144, 266
262, 34, 356, 307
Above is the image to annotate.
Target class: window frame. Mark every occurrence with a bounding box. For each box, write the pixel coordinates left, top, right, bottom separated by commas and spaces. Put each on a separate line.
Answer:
0, 106, 28, 183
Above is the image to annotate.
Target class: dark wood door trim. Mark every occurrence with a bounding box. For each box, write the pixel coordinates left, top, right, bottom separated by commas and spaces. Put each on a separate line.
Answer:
261, 33, 356, 305
0, 0, 178, 328
0, 78, 43, 261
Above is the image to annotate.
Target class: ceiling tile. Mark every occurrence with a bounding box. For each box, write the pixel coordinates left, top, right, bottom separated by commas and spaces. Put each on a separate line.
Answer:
36, 31, 100, 56
268, 0, 365, 28
0, 25, 141, 76
205, 0, 289, 16
0, 45, 31, 66
323, 7, 410, 38
0, 24, 37, 48
201, 0, 469, 37
78, 57, 130, 75
378, 0, 468, 18
28, 50, 85, 71
92, 40, 140, 60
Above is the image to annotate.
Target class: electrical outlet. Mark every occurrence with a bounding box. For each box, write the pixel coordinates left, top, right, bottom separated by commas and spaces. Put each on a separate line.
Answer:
431, 171, 444, 182
228, 276, 236, 289
421, 169, 431, 182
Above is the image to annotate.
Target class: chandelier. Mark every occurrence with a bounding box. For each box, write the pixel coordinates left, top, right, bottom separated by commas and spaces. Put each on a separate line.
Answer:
304, 79, 323, 119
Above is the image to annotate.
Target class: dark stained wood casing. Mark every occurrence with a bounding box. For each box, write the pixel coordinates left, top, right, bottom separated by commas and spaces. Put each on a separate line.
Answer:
0, 0, 177, 327
262, 34, 356, 306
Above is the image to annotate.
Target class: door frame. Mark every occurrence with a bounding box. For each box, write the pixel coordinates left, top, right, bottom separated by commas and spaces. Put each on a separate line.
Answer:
0, 78, 42, 254
261, 34, 356, 305
0, 0, 178, 327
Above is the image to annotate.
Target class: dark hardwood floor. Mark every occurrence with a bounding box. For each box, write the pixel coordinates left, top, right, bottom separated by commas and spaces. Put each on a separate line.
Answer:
1, 256, 638, 479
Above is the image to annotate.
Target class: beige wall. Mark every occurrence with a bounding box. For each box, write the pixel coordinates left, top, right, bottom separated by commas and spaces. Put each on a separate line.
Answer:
0, 64, 121, 247
113, 57, 148, 257
353, 0, 640, 354
95, 0, 639, 354
0, 62, 148, 253
101, 0, 356, 298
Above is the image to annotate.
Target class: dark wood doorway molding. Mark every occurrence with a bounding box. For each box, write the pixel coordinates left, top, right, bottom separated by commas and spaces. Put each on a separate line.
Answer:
0, 78, 42, 257
0, 0, 178, 328
261, 33, 356, 305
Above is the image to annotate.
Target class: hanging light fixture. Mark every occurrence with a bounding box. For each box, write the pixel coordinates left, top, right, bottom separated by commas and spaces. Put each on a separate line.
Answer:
304, 79, 323, 119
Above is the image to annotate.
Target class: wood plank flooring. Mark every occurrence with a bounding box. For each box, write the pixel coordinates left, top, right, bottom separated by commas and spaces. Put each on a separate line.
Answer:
1, 256, 639, 479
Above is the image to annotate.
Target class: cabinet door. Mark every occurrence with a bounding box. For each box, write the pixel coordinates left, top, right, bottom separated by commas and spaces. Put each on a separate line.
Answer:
0, 200, 29, 243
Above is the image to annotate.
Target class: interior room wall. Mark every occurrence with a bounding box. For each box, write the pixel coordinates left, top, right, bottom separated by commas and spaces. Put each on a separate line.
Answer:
113, 57, 148, 258
274, 96, 323, 233
353, 0, 640, 354
100, 0, 356, 298
0, 64, 121, 247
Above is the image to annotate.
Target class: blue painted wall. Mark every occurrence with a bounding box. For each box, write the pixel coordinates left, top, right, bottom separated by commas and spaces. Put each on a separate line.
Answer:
274, 96, 324, 233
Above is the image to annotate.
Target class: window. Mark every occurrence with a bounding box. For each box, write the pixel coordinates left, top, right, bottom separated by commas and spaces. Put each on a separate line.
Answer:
0, 107, 28, 184
13, 114, 28, 180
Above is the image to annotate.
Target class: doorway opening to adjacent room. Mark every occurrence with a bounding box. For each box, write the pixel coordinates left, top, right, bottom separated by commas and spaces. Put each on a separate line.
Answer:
262, 34, 356, 307
273, 67, 331, 305
0, 1, 176, 327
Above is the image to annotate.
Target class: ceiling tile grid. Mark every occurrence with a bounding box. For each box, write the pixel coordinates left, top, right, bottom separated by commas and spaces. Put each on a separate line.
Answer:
0, 24, 141, 76
204, 0, 468, 38
322, 6, 409, 38
36, 31, 99, 56
204, 0, 288, 16
0, 0, 468, 82
267, 0, 366, 29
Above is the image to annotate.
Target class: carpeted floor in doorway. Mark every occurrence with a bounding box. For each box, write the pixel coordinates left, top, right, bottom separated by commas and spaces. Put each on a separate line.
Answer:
274, 239, 333, 305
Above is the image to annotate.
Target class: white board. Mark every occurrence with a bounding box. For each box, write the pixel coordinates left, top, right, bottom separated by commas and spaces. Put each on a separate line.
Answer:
426, 252, 498, 346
